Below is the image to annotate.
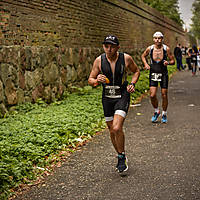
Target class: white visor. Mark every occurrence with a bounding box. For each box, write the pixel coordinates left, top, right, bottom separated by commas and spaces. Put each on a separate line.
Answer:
153, 31, 163, 38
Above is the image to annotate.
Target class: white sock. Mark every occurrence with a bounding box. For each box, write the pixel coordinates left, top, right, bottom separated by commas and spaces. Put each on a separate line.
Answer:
155, 108, 159, 113
162, 111, 167, 116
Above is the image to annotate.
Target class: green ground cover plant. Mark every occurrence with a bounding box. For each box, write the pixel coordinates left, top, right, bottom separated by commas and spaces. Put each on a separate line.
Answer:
0, 66, 176, 199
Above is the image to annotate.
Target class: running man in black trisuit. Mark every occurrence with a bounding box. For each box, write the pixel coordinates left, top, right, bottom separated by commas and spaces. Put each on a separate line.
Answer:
88, 35, 140, 173
141, 32, 175, 123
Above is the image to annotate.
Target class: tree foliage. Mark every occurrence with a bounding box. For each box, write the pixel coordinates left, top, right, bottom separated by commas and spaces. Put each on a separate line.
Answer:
142, 0, 183, 26
191, 0, 200, 40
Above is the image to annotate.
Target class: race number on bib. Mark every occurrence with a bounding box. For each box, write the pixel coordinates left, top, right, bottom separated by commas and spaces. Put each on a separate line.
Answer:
192, 57, 197, 61
151, 73, 162, 82
105, 86, 121, 98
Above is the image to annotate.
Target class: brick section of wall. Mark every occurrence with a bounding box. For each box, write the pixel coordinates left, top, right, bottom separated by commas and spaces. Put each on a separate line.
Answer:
0, 0, 186, 48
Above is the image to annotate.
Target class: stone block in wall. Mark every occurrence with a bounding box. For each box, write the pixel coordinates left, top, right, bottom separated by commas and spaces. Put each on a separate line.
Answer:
31, 83, 44, 102
31, 46, 41, 70
51, 86, 58, 102
31, 46, 49, 69
40, 47, 50, 67
79, 48, 86, 64
16, 88, 25, 104
0, 80, 4, 103
25, 71, 34, 91
24, 95, 32, 103
0, 47, 3, 62
84, 61, 92, 79
19, 48, 27, 70
43, 85, 52, 103
61, 65, 77, 85
24, 47, 32, 70
11, 47, 19, 67
0, 63, 17, 86
0, 103, 7, 116
68, 48, 79, 66
43, 62, 59, 85
5, 78, 17, 105
58, 83, 65, 99
64, 48, 73, 65
0, 47, 19, 67
0, 47, 7, 64
57, 53, 69, 67
60, 67, 68, 85
77, 63, 85, 81
18, 70, 25, 90
71, 66, 78, 82
25, 68, 43, 90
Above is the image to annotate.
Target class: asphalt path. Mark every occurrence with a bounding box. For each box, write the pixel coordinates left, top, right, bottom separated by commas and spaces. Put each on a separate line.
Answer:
14, 70, 200, 200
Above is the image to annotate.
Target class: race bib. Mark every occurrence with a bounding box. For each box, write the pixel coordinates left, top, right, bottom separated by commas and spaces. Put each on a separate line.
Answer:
105, 86, 121, 98
151, 73, 162, 82
192, 57, 197, 61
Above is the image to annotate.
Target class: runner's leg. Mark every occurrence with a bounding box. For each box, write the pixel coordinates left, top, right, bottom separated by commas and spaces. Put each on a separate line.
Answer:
107, 115, 125, 153
150, 86, 158, 108
112, 114, 125, 153
111, 114, 128, 173
161, 88, 168, 111
106, 120, 119, 153
192, 63, 195, 75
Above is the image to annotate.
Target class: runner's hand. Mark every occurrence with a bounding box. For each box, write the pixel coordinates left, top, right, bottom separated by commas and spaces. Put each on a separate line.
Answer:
144, 64, 150, 70
127, 84, 135, 93
97, 74, 107, 83
163, 60, 169, 66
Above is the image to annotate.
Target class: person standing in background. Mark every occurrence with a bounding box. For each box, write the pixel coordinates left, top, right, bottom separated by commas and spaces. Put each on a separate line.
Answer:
190, 45, 198, 76
174, 44, 184, 71
186, 47, 192, 70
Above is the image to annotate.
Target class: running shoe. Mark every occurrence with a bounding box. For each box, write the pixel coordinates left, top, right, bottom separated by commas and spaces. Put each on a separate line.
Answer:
116, 154, 128, 173
151, 111, 160, 123
161, 115, 167, 123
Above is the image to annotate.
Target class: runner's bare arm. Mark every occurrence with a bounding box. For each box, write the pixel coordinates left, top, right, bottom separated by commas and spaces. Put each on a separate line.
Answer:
88, 56, 107, 86
125, 54, 140, 93
141, 47, 151, 70
166, 47, 175, 65
125, 54, 140, 83
88, 56, 101, 86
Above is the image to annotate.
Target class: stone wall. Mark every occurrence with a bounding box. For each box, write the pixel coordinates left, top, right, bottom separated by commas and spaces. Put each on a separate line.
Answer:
0, 0, 187, 114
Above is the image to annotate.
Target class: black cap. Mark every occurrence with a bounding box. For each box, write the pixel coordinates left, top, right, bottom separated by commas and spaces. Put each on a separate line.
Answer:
102, 35, 119, 45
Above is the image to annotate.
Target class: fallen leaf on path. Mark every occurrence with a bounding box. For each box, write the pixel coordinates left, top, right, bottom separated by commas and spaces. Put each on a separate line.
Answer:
130, 104, 141, 107
188, 104, 195, 107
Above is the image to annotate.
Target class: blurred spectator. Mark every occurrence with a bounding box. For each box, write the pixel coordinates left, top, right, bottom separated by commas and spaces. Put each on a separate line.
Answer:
186, 47, 192, 70
181, 46, 186, 55
174, 44, 184, 71
197, 48, 200, 70
190, 45, 198, 76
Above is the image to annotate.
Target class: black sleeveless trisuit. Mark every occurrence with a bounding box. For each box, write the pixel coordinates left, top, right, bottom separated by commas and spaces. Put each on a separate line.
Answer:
100, 52, 130, 121
149, 45, 169, 89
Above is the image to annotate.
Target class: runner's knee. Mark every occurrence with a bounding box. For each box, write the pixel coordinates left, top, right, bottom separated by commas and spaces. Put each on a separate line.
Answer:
161, 93, 167, 99
150, 94, 157, 100
112, 124, 122, 135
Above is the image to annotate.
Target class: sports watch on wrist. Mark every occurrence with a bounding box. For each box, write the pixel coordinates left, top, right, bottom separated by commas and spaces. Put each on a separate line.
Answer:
130, 82, 135, 87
